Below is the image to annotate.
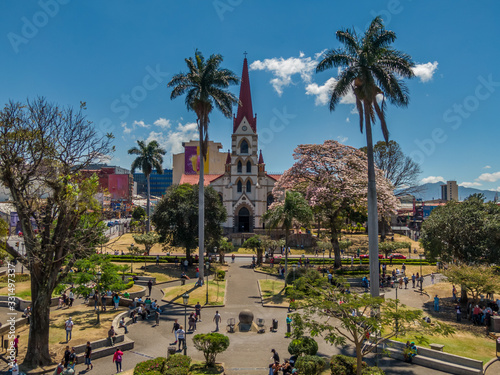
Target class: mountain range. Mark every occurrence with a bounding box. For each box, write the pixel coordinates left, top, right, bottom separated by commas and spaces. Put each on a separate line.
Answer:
412, 182, 499, 202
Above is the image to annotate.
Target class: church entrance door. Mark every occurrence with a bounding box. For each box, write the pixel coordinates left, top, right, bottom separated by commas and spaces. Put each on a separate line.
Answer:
237, 207, 251, 232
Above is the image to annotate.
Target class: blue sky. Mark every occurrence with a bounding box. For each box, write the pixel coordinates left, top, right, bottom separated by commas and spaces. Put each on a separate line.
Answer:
1, 0, 500, 191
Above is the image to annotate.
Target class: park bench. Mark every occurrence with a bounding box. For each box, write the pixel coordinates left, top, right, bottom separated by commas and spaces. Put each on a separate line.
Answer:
73, 334, 134, 363
381, 339, 483, 375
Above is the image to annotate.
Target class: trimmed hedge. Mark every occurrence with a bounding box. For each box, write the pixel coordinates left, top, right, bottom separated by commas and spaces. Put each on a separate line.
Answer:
133, 355, 191, 375
295, 355, 325, 375
281, 259, 434, 266
133, 357, 166, 375
216, 270, 226, 280
288, 337, 318, 356
109, 255, 188, 263
329, 355, 385, 375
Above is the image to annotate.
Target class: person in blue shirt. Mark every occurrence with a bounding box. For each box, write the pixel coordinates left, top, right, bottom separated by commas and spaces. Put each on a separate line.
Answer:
434, 295, 440, 312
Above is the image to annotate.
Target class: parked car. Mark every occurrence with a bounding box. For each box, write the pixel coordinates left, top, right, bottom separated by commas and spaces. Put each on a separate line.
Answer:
114, 220, 120, 225
107, 221, 114, 227
360, 254, 384, 259
389, 253, 406, 259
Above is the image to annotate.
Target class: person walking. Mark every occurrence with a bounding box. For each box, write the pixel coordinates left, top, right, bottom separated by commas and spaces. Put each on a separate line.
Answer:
65, 317, 74, 342
411, 274, 416, 288
398, 277, 403, 289
195, 302, 202, 322
156, 255, 160, 266
112, 348, 124, 373
119, 317, 128, 334
213, 310, 221, 332
404, 276, 409, 289
84, 341, 93, 370
68, 348, 76, 370
68, 290, 75, 307
147, 279, 153, 296
183, 259, 188, 272
13, 335, 19, 357
431, 273, 435, 284
286, 315, 292, 335
63, 346, 71, 366
231, 253, 235, 263
455, 304, 461, 322
177, 325, 186, 351
452, 285, 457, 302
172, 319, 180, 344
113, 294, 120, 310
434, 295, 440, 312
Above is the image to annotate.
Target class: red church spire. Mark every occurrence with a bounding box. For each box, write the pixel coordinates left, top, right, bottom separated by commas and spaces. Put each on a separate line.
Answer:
225, 149, 231, 164
233, 57, 256, 133
258, 149, 264, 164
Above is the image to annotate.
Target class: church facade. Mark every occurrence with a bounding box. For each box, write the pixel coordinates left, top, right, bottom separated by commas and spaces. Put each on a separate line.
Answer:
177, 57, 280, 233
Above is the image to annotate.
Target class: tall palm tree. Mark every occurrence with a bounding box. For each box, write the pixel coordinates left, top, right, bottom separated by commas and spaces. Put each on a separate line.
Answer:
262, 191, 313, 286
168, 50, 239, 278
316, 16, 415, 297
128, 140, 166, 233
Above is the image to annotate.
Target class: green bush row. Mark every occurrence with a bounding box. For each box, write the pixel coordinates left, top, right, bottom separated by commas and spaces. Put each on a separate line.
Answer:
133, 355, 191, 375
330, 354, 385, 375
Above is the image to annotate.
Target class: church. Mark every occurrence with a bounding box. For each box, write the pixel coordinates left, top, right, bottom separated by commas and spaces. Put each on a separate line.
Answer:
175, 57, 280, 234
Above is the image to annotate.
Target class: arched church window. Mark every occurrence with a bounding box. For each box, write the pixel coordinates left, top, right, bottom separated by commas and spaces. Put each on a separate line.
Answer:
237, 161, 242, 173
237, 180, 242, 193
240, 139, 249, 154
267, 194, 274, 209
246, 180, 251, 193
246, 161, 251, 173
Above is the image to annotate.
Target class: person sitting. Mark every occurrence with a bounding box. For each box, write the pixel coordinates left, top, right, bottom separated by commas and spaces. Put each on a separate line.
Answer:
195, 277, 204, 287
281, 359, 292, 374
123, 291, 130, 299
53, 360, 65, 375
144, 297, 152, 305
407, 342, 417, 363
108, 325, 117, 346
130, 309, 138, 324
180, 272, 189, 279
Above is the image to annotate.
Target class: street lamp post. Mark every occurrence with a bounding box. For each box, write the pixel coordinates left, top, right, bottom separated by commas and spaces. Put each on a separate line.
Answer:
292, 264, 297, 282
322, 249, 325, 276
96, 271, 102, 324
395, 284, 398, 337
182, 292, 189, 356
129, 244, 135, 272
205, 262, 210, 305
419, 254, 424, 295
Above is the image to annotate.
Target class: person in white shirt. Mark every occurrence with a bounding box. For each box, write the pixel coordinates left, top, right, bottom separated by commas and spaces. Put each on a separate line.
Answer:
65, 317, 74, 342
69, 290, 75, 307
177, 325, 186, 351
11, 360, 19, 375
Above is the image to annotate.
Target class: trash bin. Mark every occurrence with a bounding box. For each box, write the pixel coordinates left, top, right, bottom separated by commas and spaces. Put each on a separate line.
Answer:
272, 319, 278, 330
167, 346, 177, 357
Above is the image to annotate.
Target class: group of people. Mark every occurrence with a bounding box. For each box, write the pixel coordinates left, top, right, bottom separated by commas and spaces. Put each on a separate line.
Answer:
58, 289, 75, 309
53, 346, 77, 374
465, 300, 500, 326
268, 349, 298, 374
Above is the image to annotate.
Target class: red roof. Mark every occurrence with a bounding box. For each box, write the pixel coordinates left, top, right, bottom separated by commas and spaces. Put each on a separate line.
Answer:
266, 174, 282, 181
180, 174, 223, 186
233, 58, 256, 133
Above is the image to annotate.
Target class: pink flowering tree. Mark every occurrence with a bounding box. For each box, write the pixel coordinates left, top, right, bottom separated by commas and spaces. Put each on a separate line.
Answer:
274, 140, 397, 268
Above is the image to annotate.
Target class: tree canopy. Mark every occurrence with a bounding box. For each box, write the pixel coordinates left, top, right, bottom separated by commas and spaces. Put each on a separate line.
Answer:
420, 195, 500, 263
0, 97, 112, 366
444, 265, 500, 302
151, 184, 227, 260
274, 140, 396, 268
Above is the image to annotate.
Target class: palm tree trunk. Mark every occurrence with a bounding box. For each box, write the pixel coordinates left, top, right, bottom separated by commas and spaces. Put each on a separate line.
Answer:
284, 227, 289, 287
364, 100, 380, 298
198, 125, 205, 280
146, 174, 151, 233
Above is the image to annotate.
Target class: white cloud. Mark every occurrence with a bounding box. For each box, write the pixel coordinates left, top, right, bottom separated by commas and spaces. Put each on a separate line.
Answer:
421, 176, 445, 184
477, 171, 500, 182
305, 77, 336, 106
144, 121, 199, 164
459, 182, 482, 188
346, 117, 350, 123
483, 165, 491, 169
412, 61, 438, 83
337, 136, 348, 143
250, 52, 319, 95
122, 122, 132, 134
154, 118, 171, 129
133, 120, 150, 128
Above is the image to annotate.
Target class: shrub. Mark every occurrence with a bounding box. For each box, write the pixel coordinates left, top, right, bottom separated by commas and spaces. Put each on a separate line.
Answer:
288, 337, 318, 356
133, 357, 166, 375
329, 355, 367, 375
124, 280, 135, 290
216, 270, 226, 280
164, 354, 191, 375
362, 366, 385, 375
192, 333, 230, 366
295, 355, 325, 375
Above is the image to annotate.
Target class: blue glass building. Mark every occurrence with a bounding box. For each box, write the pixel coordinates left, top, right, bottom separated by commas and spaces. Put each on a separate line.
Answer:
133, 169, 173, 197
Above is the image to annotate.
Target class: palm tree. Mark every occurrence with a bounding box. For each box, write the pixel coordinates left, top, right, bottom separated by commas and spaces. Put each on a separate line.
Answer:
168, 50, 239, 278
316, 16, 415, 297
128, 140, 166, 233
262, 191, 313, 286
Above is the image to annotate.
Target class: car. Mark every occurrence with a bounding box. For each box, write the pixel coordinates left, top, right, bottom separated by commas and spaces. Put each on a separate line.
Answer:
389, 253, 406, 259
359, 254, 384, 259
114, 220, 120, 225
107, 221, 114, 227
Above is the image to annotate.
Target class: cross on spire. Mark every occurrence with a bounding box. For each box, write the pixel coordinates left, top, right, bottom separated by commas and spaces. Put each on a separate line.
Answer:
243, 51, 248, 58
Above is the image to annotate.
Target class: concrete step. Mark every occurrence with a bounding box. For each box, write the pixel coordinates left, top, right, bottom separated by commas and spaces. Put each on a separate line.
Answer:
384, 347, 482, 375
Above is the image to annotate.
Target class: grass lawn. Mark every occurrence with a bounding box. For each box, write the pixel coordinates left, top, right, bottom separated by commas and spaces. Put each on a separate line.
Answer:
106, 233, 185, 254
162, 280, 226, 306
391, 329, 496, 364
113, 262, 177, 283
258, 279, 288, 307
17, 303, 123, 369
0, 280, 32, 300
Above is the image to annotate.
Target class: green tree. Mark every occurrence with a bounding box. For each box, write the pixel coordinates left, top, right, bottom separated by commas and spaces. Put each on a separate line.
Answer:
133, 233, 160, 256
0, 218, 9, 260
132, 206, 146, 222
317, 16, 415, 296
262, 190, 313, 286
444, 265, 500, 303
378, 241, 410, 258
296, 278, 453, 375
288, 336, 319, 356
242, 235, 264, 264
168, 50, 239, 281
215, 237, 233, 264
192, 333, 230, 367
295, 355, 325, 375
152, 184, 227, 261
420, 196, 500, 263
0, 98, 112, 366
261, 236, 285, 258
128, 140, 166, 233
